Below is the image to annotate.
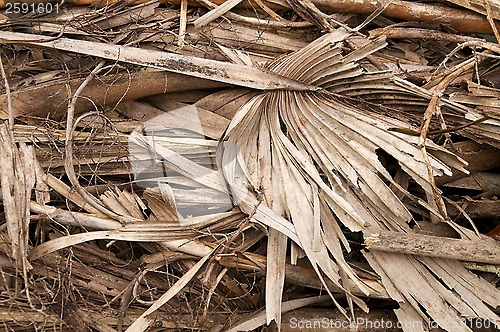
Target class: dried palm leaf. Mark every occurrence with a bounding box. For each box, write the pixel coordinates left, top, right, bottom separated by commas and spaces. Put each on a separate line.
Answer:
0, 123, 34, 270
0, 31, 316, 92
227, 295, 331, 332
125, 245, 218, 332
217, 28, 500, 330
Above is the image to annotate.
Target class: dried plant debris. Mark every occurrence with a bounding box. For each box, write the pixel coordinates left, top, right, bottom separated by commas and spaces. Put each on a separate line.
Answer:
0, 0, 499, 331
217, 29, 499, 330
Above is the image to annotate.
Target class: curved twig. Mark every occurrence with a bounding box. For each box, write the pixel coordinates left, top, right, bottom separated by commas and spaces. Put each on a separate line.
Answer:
65, 61, 141, 223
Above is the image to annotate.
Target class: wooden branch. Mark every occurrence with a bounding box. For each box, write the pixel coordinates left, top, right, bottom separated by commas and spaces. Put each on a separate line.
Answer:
365, 231, 500, 264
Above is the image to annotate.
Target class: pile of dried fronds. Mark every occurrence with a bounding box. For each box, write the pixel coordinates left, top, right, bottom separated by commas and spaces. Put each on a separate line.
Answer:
0, 0, 499, 331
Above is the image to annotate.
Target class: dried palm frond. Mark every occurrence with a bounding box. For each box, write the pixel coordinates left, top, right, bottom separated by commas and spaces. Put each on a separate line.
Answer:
0, 123, 34, 271
0, 31, 315, 92
217, 28, 500, 330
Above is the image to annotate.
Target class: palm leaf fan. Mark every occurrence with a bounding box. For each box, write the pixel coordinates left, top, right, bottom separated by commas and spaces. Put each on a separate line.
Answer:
217, 28, 500, 331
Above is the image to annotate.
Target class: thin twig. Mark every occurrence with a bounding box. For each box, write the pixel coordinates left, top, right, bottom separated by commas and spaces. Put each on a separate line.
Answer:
65, 61, 140, 223
418, 57, 479, 231
432, 40, 500, 80
484, 0, 500, 43
178, 0, 188, 47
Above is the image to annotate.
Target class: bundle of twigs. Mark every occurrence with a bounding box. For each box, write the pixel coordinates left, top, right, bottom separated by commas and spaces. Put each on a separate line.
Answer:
0, 0, 499, 331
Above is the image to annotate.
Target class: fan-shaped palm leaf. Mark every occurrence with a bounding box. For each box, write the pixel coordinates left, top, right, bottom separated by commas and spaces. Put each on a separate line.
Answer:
218, 28, 500, 331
